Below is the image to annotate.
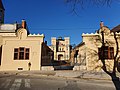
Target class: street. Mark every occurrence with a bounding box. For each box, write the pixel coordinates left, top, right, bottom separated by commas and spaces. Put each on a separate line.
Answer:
0, 74, 115, 90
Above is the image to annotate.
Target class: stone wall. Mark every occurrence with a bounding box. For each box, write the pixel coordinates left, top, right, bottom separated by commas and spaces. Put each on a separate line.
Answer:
41, 66, 54, 71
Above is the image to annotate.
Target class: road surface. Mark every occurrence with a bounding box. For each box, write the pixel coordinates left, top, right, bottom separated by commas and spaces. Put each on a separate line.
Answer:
0, 75, 115, 90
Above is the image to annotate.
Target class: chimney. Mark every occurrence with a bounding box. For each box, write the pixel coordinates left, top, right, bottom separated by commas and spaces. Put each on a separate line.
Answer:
22, 19, 26, 29
45, 41, 47, 45
100, 21, 104, 28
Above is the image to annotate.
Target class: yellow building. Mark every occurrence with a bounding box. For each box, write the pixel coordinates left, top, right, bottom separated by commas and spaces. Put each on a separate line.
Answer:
0, 0, 54, 71
72, 22, 120, 72
0, 20, 45, 71
49, 37, 70, 61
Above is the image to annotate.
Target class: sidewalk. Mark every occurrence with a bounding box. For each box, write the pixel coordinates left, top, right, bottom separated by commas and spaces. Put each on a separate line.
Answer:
55, 71, 112, 80
0, 70, 116, 81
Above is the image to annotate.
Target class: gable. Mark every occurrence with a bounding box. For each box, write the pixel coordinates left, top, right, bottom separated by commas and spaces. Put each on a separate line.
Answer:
98, 26, 110, 35
17, 28, 27, 40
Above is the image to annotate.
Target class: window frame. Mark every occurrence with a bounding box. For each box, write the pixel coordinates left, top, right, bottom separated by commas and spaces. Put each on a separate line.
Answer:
14, 48, 19, 60
14, 47, 30, 60
25, 48, 30, 60
98, 46, 114, 60
19, 47, 25, 60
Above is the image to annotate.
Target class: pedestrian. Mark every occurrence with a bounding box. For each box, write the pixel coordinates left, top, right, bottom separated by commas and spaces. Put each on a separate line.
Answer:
28, 62, 31, 71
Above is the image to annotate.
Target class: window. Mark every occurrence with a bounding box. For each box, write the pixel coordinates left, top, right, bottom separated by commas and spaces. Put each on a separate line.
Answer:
104, 46, 108, 59
19, 47, 24, 59
60, 48, 61, 51
98, 46, 114, 59
66, 55, 68, 59
66, 46, 68, 50
66, 46, 69, 50
14, 48, 19, 60
25, 48, 29, 59
109, 47, 114, 59
14, 47, 30, 60
74, 50, 79, 58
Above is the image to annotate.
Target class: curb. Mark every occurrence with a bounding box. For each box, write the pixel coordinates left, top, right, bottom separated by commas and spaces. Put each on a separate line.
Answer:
16, 73, 112, 81
0, 71, 113, 81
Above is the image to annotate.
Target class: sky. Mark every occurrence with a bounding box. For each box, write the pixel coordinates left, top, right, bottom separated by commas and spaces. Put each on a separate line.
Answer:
2, 0, 120, 45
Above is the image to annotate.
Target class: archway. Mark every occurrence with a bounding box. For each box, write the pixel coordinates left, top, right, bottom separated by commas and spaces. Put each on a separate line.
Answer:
58, 54, 63, 60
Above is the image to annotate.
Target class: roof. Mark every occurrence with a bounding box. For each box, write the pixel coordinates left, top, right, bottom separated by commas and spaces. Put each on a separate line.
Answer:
0, 23, 30, 34
0, 0, 5, 10
0, 24, 16, 32
73, 42, 85, 50
96, 26, 110, 34
111, 24, 120, 33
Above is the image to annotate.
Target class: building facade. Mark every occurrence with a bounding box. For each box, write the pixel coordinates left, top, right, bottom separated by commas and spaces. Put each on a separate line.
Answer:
0, 20, 45, 71
72, 22, 120, 72
41, 42, 54, 66
49, 37, 70, 61
0, 0, 54, 71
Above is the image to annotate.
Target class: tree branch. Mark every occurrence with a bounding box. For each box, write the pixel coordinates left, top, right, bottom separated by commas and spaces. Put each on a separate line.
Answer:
113, 32, 119, 74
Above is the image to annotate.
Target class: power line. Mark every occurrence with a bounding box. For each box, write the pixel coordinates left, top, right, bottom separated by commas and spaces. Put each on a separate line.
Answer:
29, 27, 113, 31
29, 27, 98, 31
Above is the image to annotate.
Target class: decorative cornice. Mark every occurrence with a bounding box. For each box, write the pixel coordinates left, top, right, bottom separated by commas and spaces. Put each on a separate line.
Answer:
28, 33, 44, 37
82, 33, 99, 36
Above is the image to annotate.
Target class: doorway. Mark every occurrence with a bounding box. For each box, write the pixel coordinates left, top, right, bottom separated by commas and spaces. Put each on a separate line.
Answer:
58, 54, 63, 60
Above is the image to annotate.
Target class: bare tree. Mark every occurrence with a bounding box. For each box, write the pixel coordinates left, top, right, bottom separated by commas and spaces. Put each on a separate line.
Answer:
100, 31, 120, 90
65, 0, 119, 14
65, 0, 120, 89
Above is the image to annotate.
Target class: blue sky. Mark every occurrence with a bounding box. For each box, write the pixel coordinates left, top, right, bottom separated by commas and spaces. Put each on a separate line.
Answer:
2, 0, 120, 45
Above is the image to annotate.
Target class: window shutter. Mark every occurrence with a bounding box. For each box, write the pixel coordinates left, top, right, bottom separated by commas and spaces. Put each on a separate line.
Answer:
104, 46, 108, 59
110, 47, 114, 59
108, 47, 110, 59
